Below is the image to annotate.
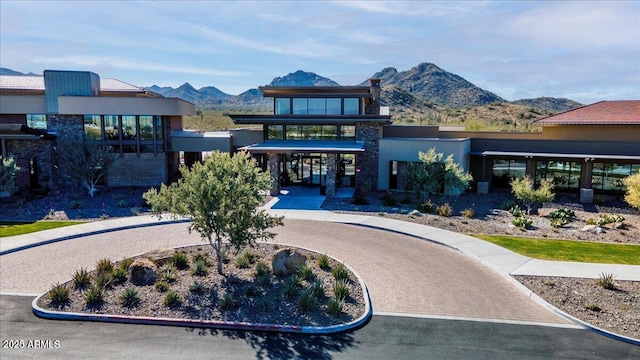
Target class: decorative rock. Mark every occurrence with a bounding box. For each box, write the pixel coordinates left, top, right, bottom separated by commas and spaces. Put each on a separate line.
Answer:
611, 222, 626, 230
145, 249, 177, 266
272, 249, 308, 276
129, 258, 157, 286
408, 209, 423, 217
581, 225, 605, 234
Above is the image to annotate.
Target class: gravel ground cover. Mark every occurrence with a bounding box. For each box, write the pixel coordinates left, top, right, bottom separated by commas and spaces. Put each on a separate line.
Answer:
36, 243, 365, 328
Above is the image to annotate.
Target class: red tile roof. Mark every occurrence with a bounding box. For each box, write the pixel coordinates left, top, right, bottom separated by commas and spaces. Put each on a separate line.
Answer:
533, 100, 640, 125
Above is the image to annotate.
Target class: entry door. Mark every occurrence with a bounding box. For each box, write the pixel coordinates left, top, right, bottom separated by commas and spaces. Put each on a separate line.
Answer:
301, 155, 325, 185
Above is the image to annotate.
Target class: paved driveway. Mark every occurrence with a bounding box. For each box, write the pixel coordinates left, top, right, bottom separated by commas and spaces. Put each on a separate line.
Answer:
0, 219, 569, 325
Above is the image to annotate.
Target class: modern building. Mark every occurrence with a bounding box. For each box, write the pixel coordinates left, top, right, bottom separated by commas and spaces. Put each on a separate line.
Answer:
0, 70, 195, 193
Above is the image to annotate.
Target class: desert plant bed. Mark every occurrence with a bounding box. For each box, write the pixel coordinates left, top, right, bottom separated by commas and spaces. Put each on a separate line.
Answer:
35, 243, 366, 329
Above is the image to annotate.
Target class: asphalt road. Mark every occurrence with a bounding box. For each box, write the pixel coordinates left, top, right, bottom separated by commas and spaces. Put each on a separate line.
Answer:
1, 296, 638, 359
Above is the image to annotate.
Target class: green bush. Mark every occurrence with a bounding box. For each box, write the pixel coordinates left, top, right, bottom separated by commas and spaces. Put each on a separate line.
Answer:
598, 272, 616, 290
317, 254, 331, 270
192, 253, 210, 267
159, 264, 177, 283
84, 286, 104, 306
154, 281, 169, 292
119, 288, 140, 307
235, 255, 250, 269
218, 293, 237, 310
296, 263, 315, 281
191, 259, 208, 276
511, 216, 533, 229
163, 291, 182, 307
118, 258, 134, 271
326, 297, 343, 316
170, 252, 190, 270
255, 261, 270, 277
297, 290, 317, 312
596, 214, 625, 226
245, 284, 261, 297
47, 283, 70, 305
437, 203, 452, 217
461, 208, 474, 219
333, 279, 350, 301
72, 267, 92, 289
282, 275, 302, 299
95, 258, 114, 275
94, 272, 112, 289
309, 279, 326, 298
111, 267, 128, 285
117, 199, 128, 208
189, 281, 206, 294
331, 264, 350, 282
501, 200, 518, 211
418, 200, 435, 213
257, 298, 272, 312
508, 205, 524, 217
548, 208, 575, 220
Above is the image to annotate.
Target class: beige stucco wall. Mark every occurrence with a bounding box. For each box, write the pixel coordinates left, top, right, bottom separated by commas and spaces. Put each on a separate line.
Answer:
540, 125, 640, 142
57, 96, 196, 116
0, 95, 47, 114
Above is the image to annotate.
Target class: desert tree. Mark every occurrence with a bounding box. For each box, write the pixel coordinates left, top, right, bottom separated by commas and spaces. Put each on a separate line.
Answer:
55, 134, 118, 197
403, 148, 472, 201
510, 176, 554, 215
143, 151, 284, 275
0, 156, 21, 194
623, 169, 640, 212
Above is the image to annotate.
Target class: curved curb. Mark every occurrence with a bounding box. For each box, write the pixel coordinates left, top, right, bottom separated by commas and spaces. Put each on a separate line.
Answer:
0, 218, 191, 256
31, 245, 373, 335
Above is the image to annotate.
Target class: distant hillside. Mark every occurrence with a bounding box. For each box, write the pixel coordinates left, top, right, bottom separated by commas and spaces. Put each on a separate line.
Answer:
0, 68, 39, 76
364, 62, 504, 108
512, 97, 583, 113
268, 70, 340, 87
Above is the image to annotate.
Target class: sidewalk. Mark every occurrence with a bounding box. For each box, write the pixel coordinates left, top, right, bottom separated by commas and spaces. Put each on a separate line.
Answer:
3, 208, 639, 281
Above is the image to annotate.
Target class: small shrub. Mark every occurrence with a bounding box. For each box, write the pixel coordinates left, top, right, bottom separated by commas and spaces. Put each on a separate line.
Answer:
333, 279, 350, 301
586, 218, 597, 225
255, 261, 270, 277
596, 214, 625, 227
118, 258, 134, 271
511, 216, 533, 229
242, 250, 258, 264
95, 258, 114, 275
437, 203, 452, 217
170, 252, 190, 270
257, 298, 272, 312
69, 199, 83, 209
317, 254, 331, 270
548, 208, 575, 220
326, 297, 343, 316
298, 290, 318, 312
163, 291, 182, 307
189, 281, 206, 294
94, 272, 112, 289
130, 207, 141, 216
331, 263, 350, 282
72, 267, 92, 289
418, 199, 435, 213
598, 272, 616, 290
501, 200, 518, 211
245, 285, 261, 297
585, 303, 601, 312
84, 286, 104, 306
159, 265, 177, 283
282, 275, 302, 299
297, 263, 315, 281
508, 205, 524, 217
111, 267, 128, 285
235, 255, 250, 269
257, 274, 272, 287
309, 279, 326, 298
461, 208, 474, 219
218, 293, 237, 310
117, 199, 128, 208
155, 281, 170, 292
47, 283, 70, 305
192, 253, 210, 266
191, 259, 208, 276
119, 288, 140, 307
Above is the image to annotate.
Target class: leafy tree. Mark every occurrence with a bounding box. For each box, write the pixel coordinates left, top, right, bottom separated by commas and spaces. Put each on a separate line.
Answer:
0, 156, 21, 193
510, 176, 554, 215
55, 135, 118, 197
143, 151, 284, 275
623, 169, 640, 212
403, 148, 472, 201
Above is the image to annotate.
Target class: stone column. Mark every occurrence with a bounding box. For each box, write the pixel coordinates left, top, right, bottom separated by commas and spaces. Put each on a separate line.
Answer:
326, 153, 337, 197
355, 122, 382, 196
580, 158, 594, 203
268, 153, 280, 196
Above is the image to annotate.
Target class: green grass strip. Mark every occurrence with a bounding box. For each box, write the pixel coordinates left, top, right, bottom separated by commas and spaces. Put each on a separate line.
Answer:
474, 234, 640, 265
0, 221, 87, 237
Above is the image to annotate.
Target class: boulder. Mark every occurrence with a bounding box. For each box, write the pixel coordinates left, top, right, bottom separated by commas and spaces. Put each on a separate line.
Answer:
272, 249, 308, 276
581, 225, 605, 234
408, 209, 423, 217
129, 258, 157, 286
145, 249, 177, 266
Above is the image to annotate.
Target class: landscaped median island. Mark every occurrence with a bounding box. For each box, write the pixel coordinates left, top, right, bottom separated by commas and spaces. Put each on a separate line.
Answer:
33, 244, 371, 333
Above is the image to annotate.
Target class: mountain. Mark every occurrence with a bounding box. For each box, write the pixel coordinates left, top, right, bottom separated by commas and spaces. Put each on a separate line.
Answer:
512, 97, 583, 113
268, 70, 340, 87
0, 68, 40, 76
364, 62, 504, 108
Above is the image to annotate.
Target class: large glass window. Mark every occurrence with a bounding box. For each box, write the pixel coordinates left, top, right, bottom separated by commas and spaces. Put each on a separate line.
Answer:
536, 161, 581, 191
275, 98, 290, 115
492, 159, 526, 188
286, 125, 302, 140
83, 115, 102, 140
104, 115, 120, 152
308, 98, 325, 115
267, 125, 284, 140
321, 125, 338, 140
326, 98, 341, 114
340, 125, 355, 140
592, 162, 639, 191
139, 116, 154, 153
293, 98, 308, 115
27, 114, 47, 129
302, 125, 322, 140
343, 98, 360, 115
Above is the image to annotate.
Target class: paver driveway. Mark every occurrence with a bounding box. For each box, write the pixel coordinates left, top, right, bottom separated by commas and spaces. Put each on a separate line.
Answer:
0, 219, 570, 325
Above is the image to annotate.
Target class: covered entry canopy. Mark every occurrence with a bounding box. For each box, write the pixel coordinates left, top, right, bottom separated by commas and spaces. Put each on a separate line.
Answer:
240, 140, 366, 153
472, 150, 640, 161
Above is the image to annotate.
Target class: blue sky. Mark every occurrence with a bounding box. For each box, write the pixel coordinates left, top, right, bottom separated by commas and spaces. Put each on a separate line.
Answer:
1, 1, 638, 104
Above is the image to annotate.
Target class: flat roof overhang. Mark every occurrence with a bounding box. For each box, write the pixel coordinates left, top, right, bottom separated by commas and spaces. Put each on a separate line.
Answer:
240, 140, 365, 154
472, 150, 640, 162
229, 114, 392, 125
259, 86, 371, 97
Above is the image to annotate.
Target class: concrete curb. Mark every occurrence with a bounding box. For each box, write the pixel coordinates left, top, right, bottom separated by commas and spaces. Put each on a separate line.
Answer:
31, 244, 373, 335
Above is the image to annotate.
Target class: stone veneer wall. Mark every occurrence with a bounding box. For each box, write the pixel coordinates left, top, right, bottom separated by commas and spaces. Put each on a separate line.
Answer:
5, 139, 54, 191
355, 122, 383, 193
107, 153, 167, 187
47, 115, 84, 190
